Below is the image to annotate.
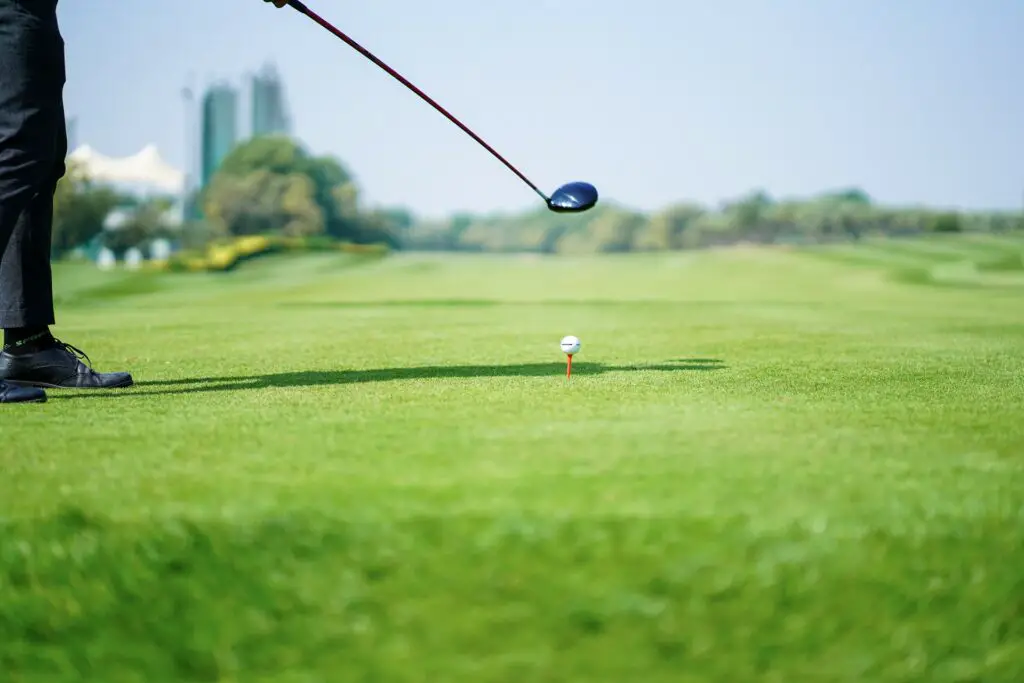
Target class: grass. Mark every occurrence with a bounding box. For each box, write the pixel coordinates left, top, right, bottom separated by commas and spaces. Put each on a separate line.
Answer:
2, 233, 1024, 682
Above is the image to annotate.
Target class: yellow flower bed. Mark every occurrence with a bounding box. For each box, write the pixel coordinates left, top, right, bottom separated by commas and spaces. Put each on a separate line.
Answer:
160, 235, 388, 273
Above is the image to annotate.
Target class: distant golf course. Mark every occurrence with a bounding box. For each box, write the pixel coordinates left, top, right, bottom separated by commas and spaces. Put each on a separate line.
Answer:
3, 233, 1023, 682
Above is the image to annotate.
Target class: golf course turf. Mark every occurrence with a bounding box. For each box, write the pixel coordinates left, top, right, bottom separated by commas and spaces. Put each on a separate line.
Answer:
3, 234, 1023, 681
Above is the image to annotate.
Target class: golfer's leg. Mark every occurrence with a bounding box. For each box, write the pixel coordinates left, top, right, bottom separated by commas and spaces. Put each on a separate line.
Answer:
0, 101, 64, 329
0, 0, 64, 329
0, 4, 131, 389
0, 0, 60, 402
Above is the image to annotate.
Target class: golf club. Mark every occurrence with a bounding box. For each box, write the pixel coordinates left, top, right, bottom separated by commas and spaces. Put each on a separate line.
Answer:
284, 0, 598, 213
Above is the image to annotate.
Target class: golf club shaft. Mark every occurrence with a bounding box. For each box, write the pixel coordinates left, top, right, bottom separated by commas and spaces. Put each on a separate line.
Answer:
286, 0, 549, 202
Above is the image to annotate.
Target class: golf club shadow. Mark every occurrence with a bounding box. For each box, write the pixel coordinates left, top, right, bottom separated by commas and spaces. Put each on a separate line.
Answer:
53, 359, 726, 399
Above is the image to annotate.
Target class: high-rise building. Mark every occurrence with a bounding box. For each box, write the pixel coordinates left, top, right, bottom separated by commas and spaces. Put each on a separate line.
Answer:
250, 64, 291, 138
200, 82, 239, 187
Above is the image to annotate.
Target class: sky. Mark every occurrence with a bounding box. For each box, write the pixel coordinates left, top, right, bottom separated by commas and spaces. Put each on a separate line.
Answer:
57, 0, 1023, 219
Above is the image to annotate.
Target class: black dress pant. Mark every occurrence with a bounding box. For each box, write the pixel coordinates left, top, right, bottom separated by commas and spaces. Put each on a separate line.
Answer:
0, 0, 65, 328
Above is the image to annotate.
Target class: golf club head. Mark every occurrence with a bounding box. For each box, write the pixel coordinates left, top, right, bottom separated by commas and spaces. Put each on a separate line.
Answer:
547, 181, 599, 213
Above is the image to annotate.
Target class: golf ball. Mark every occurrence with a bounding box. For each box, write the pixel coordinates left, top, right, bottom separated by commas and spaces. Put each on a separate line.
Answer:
560, 335, 581, 355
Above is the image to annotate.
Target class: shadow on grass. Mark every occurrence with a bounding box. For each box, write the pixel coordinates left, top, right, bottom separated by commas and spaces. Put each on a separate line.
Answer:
54, 359, 726, 399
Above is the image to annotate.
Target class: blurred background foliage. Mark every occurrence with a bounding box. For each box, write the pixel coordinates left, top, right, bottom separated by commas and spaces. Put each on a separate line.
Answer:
54, 133, 1022, 265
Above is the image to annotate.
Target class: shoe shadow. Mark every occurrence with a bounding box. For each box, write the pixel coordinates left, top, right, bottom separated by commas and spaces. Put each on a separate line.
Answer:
53, 359, 726, 399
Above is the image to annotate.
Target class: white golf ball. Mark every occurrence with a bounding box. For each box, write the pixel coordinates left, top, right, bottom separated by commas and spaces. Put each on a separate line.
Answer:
560, 335, 581, 355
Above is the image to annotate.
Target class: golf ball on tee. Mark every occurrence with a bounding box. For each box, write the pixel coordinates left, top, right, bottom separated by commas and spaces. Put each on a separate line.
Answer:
560, 335, 581, 355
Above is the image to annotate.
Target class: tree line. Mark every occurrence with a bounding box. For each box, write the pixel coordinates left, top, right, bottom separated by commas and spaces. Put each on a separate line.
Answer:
52, 136, 1022, 261
401, 188, 1022, 254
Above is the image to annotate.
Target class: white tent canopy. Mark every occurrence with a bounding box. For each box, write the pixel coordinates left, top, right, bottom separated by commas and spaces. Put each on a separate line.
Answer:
68, 144, 185, 194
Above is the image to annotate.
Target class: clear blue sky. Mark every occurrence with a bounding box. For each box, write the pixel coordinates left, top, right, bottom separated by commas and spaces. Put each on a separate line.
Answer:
57, 0, 1022, 219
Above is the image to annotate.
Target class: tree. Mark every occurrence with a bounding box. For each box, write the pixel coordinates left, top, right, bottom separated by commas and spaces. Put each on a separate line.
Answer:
102, 196, 176, 256
51, 158, 120, 256
588, 208, 647, 253
354, 209, 406, 248
207, 135, 368, 241
686, 211, 734, 248
637, 203, 705, 251
819, 187, 872, 205
929, 212, 962, 233
204, 169, 324, 238
376, 207, 414, 234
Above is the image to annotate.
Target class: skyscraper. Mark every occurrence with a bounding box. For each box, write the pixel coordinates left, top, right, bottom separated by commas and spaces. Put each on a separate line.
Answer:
250, 63, 291, 138
200, 82, 238, 188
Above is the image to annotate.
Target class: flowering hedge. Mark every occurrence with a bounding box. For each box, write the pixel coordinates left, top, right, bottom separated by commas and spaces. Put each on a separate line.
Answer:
154, 235, 388, 272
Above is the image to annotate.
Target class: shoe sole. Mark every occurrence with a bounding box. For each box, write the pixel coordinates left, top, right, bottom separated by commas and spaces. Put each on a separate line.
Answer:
4, 377, 134, 390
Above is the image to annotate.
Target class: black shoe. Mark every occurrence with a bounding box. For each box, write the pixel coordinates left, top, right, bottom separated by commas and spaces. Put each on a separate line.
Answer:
0, 338, 133, 389
0, 379, 46, 403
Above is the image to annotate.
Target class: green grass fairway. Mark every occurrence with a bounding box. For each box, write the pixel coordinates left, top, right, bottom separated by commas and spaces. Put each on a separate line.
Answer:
3, 234, 1024, 682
